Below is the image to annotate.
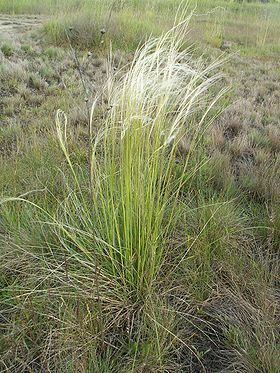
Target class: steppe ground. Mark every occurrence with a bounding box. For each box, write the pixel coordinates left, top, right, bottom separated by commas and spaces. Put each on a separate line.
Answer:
0, 1, 279, 372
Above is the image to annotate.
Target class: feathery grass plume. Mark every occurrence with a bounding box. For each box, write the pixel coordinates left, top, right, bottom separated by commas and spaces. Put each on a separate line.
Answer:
54, 12, 226, 301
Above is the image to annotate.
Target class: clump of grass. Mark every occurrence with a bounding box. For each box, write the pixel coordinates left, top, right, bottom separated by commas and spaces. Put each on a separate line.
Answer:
43, 46, 60, 59
1, 42, 13, 57
20, 43, 35, 56
53, 14, 224, 298
42, 1, 175, 51
40, 64, 55, 79
28, 73, 46, 90
20, 43, 31, 52
0, 60, 28, 85
1, 15, 225, 370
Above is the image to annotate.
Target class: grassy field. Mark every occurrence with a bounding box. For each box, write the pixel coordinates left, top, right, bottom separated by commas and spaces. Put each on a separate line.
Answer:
0, 0, 280, 54
0, 1, 280, 372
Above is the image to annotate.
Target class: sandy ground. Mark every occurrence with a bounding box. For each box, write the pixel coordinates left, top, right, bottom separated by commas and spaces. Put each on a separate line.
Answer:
0, 14, 44, 42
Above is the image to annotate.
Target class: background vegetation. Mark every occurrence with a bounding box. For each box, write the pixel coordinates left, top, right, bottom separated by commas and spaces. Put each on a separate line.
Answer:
0, 0, 280, 54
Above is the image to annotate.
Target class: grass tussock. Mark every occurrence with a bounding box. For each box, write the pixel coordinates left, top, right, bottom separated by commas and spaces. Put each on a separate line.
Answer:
0, 17, 227, 371
57, 16, 224, 297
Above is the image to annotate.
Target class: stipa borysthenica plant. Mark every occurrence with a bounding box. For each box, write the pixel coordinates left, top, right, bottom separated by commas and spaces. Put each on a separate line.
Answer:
0, 12, 226, 370
54, 13, 226, 300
